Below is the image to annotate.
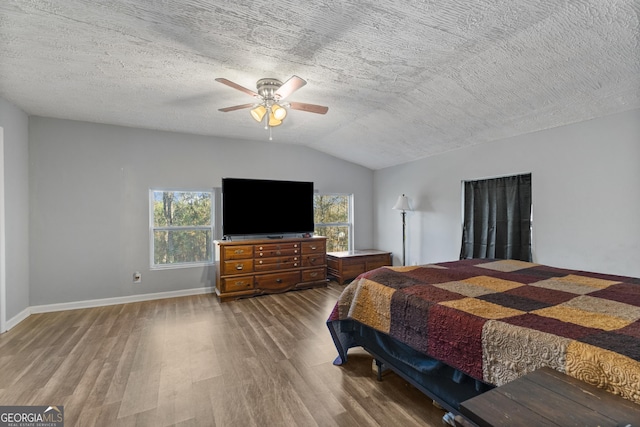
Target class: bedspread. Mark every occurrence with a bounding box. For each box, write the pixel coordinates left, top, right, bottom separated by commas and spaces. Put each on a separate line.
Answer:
327, 259, 640, 404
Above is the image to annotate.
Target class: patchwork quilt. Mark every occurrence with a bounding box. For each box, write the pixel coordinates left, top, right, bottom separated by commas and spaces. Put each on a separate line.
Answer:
327, 259, 640, 404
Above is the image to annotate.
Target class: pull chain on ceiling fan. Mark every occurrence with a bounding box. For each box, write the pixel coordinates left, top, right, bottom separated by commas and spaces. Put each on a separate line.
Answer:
216, 75, 328, 140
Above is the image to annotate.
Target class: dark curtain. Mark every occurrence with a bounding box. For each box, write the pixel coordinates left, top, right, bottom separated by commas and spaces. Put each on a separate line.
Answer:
460, 174, 532, 262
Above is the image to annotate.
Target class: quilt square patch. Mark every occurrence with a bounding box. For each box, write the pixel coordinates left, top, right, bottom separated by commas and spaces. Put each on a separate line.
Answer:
428, 304, 485, 380
530, 274, 619, 295
562, 295, 640, 322
532, 305, 632, 331
566, 341, 640, 403
589, 283, 640, 308
400, 266, 478, 285
476, 259, 537, 272
479, 292, 550, 312
462, 276, 524, 293
482, 320, 570, 386
556, 274, 620, 289
390, 292, 431, 354
363, 268, 424, 289
504, 285, 575, 305
617, 320, 640, 339
347, 279, 395, 333
580, 331, 640, 361
433, 281, 497, 298
440, 297, 525, 319
402, 284, 466, 303
503, 313, 601, 339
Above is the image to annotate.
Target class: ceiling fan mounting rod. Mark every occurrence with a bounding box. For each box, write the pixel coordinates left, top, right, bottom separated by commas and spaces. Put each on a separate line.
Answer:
256, 78, 283, 103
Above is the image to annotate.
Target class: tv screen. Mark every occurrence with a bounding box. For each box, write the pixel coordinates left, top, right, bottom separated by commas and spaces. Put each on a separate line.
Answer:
222, 178, 315, 237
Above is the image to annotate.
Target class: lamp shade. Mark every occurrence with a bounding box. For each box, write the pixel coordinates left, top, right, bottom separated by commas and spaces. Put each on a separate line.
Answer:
271, 104, 287, 120
392, 194, 410, 211
250, 105, 267, 122
268, 112, 282, 127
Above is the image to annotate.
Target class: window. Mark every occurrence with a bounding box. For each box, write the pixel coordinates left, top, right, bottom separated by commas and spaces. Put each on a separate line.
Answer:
314, 193, 353, 252
150, 189, 213, 268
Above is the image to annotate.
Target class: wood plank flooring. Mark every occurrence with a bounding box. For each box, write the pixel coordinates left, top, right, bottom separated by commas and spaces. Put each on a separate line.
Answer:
0, 282, 447, 426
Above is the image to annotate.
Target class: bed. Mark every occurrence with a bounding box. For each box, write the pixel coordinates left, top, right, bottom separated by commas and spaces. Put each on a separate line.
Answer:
326, 258, 640, 413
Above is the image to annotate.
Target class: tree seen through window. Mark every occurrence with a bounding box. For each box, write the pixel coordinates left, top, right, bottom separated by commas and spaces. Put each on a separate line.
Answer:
314, 194, 352, 252
152, 190, 213, 266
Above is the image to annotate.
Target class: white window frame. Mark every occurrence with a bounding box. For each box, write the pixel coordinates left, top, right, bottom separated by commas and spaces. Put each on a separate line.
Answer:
149, 188, 214, 269
314, 192, 354, 252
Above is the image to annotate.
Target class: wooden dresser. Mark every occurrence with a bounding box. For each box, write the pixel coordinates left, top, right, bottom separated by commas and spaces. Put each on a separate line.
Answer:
215, 236, 327, 302
326, 249, 392, 285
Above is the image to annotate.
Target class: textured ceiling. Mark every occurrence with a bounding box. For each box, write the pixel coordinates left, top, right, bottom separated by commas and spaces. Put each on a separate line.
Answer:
1, 1, 639, 169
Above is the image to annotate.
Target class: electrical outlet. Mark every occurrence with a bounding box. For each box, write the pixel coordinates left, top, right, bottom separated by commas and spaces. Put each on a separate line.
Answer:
133, 272, 142, 283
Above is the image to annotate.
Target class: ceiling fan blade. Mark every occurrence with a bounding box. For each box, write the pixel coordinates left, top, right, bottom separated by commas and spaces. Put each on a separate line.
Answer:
289, 102, 329, 115
215, 78, 259, 98
275, 76, 307, 100
218, 103, 254, 112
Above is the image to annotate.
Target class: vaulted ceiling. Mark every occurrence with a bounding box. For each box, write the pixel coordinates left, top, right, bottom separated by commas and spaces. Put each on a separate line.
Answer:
1, 1, 638, 169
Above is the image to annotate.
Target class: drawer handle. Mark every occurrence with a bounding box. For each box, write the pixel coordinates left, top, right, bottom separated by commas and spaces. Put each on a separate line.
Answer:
276, 278, 282, 283
310, 258, 317, 262
276, 250, 281, 255
235, 264, 244, 270
310, 246, 317, 250
294, 263, 298, 267
259, 260, 263, 264
310, 272, 318, 277
259, 246, 263, 250
234, 249, 244, 254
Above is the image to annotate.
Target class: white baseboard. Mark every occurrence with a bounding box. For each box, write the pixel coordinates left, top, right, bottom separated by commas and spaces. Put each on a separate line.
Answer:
5, 307, 30, 332
3, 287, 215, 332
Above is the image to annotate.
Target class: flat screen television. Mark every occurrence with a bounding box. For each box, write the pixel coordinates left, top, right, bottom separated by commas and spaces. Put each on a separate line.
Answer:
222, 177, 315, 238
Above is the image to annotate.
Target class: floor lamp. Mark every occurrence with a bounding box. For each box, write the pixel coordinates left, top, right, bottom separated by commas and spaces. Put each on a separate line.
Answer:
392, 194, 410, 266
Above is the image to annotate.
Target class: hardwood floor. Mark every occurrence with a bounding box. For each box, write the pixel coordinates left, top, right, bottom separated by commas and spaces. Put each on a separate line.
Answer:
0, 282, 447, 426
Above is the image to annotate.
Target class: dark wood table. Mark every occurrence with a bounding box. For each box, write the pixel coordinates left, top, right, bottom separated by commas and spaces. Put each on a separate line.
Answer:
458, 367, 640, 426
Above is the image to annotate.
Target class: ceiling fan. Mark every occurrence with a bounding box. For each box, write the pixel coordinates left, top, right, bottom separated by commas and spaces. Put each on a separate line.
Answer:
216, 75, 328, 139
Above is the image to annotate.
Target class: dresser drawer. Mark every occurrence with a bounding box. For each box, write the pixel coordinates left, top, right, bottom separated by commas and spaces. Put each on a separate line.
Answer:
222, 245, 254, 260
254, 243, 300, 258
254, 271, 301, 291
222, 259, 254, 275
222, 277, 254, 292
302, 268, 326, 282
302, 240, 326, 254
255, 242, 300, 258
303, 254, 325, 267
256, 255, 300, 265
255, 257, 301, 272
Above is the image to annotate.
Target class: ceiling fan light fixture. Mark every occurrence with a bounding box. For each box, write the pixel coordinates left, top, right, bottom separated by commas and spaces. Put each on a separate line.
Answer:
216, 76, 328, 139
271, 104, 287, 121
250, 105, 267, 122
268, 112, 282, 127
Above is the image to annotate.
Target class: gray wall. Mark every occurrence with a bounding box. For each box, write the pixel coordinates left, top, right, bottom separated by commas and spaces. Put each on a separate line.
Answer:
374, 109, 640, 278
29, 117, 374, 306
12, 104, 640, 310
0, 98, 30, 320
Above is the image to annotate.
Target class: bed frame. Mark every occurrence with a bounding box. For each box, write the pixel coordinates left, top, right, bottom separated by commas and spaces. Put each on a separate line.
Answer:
327, 318, 493, 414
